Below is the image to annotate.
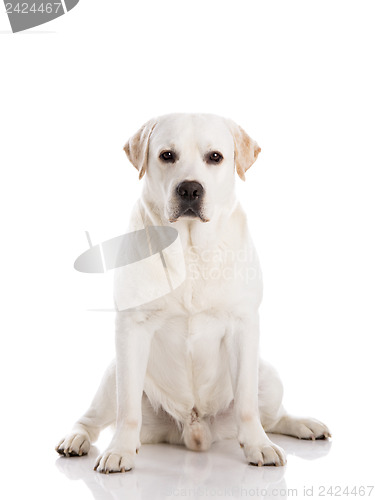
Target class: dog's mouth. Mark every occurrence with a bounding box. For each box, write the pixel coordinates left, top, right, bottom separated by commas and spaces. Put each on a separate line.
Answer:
183, 208, 198, 218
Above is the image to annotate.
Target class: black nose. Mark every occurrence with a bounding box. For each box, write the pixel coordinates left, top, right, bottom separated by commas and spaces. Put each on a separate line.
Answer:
176, 181, 204, 202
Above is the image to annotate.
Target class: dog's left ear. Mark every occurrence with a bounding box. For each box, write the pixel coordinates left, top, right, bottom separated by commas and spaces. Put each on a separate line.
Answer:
124, 118, 157, 179
226, 120, 261, 181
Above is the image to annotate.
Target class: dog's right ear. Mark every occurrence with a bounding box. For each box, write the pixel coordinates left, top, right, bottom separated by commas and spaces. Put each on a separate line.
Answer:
124, 119, 157, 179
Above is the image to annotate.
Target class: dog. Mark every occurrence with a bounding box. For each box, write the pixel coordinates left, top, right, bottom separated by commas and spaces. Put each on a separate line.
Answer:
56, 113, 330, 473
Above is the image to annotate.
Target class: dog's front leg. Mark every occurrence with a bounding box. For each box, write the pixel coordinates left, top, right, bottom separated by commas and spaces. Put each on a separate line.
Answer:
225, 312, 286, 467
94, 311, 154, 473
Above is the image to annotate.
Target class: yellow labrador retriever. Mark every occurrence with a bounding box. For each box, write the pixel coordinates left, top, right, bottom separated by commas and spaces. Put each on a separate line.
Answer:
56, 113, 330, 472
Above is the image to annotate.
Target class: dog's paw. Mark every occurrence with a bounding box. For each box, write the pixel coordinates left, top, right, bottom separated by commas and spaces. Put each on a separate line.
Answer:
94, 449, 135, 474
295, 418, 331, 440
268, 415, 332, 441
55, 433, 90, 457
241, 440, 286, 467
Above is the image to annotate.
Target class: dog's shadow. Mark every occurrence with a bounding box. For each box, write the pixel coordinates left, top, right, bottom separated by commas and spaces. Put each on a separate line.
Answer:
55, 436, 331, 500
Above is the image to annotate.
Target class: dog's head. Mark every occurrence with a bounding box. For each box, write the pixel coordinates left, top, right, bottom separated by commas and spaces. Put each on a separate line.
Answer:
124, 113, 261, 224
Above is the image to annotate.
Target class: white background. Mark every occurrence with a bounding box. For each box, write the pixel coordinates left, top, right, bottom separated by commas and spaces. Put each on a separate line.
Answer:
1, 1, 374, 499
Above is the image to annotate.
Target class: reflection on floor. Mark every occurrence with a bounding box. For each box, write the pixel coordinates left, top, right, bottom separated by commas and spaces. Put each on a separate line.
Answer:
56, 434, 331, 500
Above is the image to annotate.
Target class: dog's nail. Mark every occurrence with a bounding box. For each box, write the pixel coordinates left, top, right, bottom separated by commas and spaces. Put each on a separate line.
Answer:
258, 461, 263, 467
239, 443, 244, 448
311, 435, 316, 441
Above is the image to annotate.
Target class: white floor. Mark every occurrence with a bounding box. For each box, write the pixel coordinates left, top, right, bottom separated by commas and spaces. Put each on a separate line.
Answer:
50, 428, 372, 500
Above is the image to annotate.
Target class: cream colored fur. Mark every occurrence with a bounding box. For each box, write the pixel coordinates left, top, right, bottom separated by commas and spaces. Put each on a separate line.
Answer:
56, 113, 330, 473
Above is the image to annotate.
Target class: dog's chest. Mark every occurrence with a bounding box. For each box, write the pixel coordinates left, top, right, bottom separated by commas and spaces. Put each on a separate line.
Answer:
175, 243, 246, 313
144, 229, 260, 418
146, 309, 233, 418
144, 247, 244, 417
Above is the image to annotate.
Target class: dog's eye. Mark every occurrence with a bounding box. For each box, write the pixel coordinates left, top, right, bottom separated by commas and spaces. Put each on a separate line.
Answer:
206, 151, 223, 164
159, 151, 176, 163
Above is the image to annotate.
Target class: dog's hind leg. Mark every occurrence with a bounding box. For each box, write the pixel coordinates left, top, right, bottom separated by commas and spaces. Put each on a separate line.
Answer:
267, 415, 331, 440
259, 360, 331, 440
56, 359, 117, 457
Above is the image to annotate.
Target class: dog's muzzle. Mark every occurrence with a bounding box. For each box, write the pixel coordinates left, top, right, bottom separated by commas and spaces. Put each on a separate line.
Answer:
175, 181, 204, 219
